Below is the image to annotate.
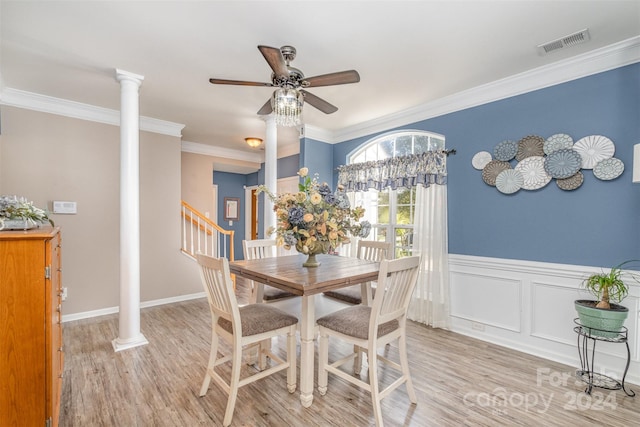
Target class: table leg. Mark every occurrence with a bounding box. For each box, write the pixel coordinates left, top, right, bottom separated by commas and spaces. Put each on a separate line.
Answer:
246, 282, 266, 368
300, 295, 315, 407
360, 282, 371, 306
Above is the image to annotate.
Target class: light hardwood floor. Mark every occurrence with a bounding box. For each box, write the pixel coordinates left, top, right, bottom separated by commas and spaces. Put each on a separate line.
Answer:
60, 279, 639, 426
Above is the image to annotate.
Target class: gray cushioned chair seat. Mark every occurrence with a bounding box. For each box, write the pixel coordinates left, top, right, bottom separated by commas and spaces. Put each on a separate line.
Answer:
323, 285, 363, 304
324, 285, 376, 305
263, 285, 297, 301
316, 305, 398, 340
218, 304, 298, 336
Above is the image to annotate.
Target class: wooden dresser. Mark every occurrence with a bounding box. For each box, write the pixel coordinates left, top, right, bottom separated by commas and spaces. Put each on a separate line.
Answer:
1, 226, 63, 427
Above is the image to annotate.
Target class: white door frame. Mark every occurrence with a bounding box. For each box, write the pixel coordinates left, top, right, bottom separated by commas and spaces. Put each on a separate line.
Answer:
243, 177, 299, 241
244, 185, 257, 239
211, 184, 218, 221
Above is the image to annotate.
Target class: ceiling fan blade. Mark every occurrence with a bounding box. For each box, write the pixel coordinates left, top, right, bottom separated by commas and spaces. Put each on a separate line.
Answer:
303, 70, 360, 87
257, 98, 273, 115
301, 90, 338, 114
209, 78, 272, 87
258, 45, 288, 79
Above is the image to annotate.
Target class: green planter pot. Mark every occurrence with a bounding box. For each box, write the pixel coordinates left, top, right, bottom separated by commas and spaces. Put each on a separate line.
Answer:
574, 300, 629, 338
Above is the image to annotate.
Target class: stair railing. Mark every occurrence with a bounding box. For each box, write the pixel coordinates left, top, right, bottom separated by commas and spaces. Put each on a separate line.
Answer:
181, 200, 234, 262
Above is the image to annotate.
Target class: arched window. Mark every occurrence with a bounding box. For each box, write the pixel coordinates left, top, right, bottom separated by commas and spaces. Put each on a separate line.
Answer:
346, 130, 445, 258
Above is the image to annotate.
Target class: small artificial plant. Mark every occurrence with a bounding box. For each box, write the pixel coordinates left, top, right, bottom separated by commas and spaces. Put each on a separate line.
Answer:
582, 260, 639, 309
0, 195, 54, 228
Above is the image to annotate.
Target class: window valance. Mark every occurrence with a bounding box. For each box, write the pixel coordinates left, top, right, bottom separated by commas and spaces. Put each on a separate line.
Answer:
337, 151, 447, 192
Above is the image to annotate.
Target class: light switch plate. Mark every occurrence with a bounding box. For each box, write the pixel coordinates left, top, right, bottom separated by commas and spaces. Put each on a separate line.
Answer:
53, 201, 77, 214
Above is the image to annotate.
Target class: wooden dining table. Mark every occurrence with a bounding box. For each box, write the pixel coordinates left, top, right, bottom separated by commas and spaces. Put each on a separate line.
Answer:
229, 253, 379, 407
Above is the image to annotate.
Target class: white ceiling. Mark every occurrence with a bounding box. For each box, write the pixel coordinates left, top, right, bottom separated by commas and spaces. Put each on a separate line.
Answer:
2, 1, 639, 171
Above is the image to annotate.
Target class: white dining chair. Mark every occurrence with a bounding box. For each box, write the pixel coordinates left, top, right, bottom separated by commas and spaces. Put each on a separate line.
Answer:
323, 240, 391, 305
317, 256, 420, 427
242, 239, 297, 303
242, 238, 300, 368
324, 240, 393, 374
196, 253, 298, 427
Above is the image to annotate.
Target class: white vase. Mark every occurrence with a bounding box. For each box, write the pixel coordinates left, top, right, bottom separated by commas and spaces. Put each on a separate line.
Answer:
0, 218, 38, 230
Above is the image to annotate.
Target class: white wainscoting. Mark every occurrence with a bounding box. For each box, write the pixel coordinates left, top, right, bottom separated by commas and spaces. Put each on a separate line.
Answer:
449, 254, 640, 387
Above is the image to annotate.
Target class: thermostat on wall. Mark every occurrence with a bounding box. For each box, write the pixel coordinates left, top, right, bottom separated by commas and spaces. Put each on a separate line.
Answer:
52, 201, 77, 214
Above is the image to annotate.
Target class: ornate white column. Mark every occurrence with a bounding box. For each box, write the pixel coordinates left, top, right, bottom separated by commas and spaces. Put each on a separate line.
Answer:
263, 116, 278, 237
112, 69, 148, 352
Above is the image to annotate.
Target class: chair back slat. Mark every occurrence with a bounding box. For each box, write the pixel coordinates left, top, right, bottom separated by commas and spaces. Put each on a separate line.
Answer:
371, 256, 420, 328
357, 240, 392, 262
196, 253, 239, 326
243, 239, 277, 260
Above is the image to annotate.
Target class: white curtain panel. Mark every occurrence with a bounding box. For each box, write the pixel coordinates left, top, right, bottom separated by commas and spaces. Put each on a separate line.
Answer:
408, 183, 450, 329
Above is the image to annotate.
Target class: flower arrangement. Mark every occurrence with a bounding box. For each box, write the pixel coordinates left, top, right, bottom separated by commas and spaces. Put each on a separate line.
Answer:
0, 195, 54, 230
257, 168, 371, 258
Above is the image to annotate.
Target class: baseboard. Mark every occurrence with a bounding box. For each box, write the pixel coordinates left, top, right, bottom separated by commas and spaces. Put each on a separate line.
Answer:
61, 291, 206, 323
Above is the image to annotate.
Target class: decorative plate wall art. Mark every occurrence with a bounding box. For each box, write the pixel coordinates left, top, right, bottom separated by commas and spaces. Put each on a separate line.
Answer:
482, 160, 511, 186
593, 158, 624, 180
495, 169, 524, 194
493, 140, 518, 161
472, 151, 492, 170
515, 135, 545, 161
556, 171, 584, 191
474, 133, 623, 195
573, 135, 615, 169
544, 148, 582, 179
515, 156, 551, 190
544, 133, 573, 155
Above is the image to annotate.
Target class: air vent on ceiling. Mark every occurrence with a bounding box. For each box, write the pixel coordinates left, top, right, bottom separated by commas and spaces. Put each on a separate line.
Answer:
537, 28, 590, 55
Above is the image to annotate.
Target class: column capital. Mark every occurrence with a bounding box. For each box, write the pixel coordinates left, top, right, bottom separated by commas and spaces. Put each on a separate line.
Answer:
261, 114, 276, 126
115, 69, 145, 86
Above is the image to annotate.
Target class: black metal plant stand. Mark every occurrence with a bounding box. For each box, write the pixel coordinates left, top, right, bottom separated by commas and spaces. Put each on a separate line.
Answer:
574, 318, 635, 397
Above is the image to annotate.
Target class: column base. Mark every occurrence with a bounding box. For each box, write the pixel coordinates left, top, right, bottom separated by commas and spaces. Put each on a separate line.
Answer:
112, 334, 149, 352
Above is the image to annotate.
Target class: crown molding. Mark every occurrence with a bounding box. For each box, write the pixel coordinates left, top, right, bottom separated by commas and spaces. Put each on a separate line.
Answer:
303, 125, 334, 144
181, 140, 263, 163
278, 140, 301, 159
0, 87, 185, 137
2, 37, 637, 148
182, 139, 301, 163
316, 36, 640, 144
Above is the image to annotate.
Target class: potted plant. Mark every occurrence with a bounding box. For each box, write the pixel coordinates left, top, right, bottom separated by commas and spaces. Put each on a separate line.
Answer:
257, 167, 371, 267
0, 195, 54, 230
575, 260, 639, 338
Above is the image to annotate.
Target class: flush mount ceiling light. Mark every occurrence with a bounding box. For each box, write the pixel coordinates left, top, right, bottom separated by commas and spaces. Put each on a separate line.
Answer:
245, 137, 263, 148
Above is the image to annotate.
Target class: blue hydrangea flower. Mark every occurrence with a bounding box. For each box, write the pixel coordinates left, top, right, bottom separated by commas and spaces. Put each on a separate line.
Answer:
288, 206, 305, 225
323, 193, 337, 205
284, 232, 298, 247
358, 220, 372, 238
335, 191, 350, 209
318, 183, 332, 196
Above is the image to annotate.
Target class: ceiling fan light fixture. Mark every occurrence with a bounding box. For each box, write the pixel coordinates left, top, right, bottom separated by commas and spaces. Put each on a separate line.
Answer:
245, 137, 263, 148
272, 88, 303, 127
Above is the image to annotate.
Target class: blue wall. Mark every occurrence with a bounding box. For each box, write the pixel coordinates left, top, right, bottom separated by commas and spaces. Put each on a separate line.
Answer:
213, 171, 247, 260
247, 154, 301, 186
332, 64, 640, 269
244, 154, 301, 239
300, 138, 334, 187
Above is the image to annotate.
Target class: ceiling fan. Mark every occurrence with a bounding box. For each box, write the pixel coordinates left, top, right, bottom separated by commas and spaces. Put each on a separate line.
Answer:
209, 45, 360, 117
